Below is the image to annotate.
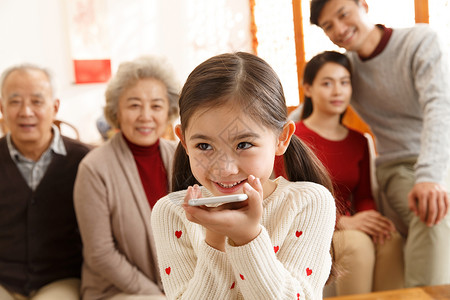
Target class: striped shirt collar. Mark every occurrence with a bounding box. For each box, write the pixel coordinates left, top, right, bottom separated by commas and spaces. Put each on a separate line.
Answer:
7, 124, 67, 190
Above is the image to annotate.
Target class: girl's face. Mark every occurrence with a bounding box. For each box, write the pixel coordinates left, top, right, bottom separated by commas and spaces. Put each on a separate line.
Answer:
117, 78, 170, 146
304, 62, 351, 117
176, 104, 293, 198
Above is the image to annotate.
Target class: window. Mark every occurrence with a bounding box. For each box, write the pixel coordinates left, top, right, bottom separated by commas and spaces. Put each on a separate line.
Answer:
429, 1, 450, 55
253, 0, 300, 106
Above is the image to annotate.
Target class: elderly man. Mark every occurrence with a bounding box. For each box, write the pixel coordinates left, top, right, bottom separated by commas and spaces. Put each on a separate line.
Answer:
310, 0, 450, 288
0, 64, 90, 299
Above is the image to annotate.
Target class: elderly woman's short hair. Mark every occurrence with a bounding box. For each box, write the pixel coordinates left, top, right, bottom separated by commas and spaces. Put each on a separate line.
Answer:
104, 55, 180, 129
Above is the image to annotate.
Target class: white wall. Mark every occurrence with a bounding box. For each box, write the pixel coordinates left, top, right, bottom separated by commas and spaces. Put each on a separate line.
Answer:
0, 0, 252, 144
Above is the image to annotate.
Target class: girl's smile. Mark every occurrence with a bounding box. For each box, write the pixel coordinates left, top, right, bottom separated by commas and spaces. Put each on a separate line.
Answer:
176, 104, 290, 199
214, 179, 247, 193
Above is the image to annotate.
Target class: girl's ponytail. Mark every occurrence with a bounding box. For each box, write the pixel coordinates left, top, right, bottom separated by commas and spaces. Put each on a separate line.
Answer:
284, 135, 341, 285
171, 143, 200, 192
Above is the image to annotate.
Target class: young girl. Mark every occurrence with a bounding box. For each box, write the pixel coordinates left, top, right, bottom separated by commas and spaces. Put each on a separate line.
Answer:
275, 51, 404, 295
151, 52, 336, 299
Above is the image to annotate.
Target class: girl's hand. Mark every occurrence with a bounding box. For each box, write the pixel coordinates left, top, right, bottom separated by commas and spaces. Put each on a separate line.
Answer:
337, 210, 396, 244
183, 185, 227, 251
182, 175, 264, 247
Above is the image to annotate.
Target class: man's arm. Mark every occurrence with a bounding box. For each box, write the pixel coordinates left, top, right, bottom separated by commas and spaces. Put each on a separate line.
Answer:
410, 26, 450, 225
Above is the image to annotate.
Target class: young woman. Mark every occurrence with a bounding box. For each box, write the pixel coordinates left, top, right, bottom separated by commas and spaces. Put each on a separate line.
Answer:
276, 51, 404, 295
151, 52, 336, 299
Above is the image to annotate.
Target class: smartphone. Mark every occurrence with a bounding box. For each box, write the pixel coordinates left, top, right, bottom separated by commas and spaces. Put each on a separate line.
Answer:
188, 194, 248, 206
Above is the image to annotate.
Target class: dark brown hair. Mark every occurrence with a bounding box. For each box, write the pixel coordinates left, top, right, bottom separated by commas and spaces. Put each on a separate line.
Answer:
172, 52, 333, 194
301, 50, 352, 123
310, 0, 359, 26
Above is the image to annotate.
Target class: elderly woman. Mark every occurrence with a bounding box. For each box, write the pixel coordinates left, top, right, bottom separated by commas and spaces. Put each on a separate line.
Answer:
74, 56, 179, 300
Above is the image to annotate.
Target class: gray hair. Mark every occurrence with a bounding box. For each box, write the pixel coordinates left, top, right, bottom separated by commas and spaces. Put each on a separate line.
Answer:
0, 63, 57, 99
104, 55, 180, 129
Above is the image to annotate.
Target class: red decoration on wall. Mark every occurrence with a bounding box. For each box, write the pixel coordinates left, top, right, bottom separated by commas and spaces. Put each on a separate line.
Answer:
73, 59, 111, 84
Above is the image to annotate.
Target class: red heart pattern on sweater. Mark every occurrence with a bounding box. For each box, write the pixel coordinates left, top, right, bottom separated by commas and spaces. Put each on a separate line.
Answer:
168, 218, 312, 289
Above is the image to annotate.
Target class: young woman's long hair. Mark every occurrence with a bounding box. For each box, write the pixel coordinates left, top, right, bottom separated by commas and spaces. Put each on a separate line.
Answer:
300, 51, 352, 123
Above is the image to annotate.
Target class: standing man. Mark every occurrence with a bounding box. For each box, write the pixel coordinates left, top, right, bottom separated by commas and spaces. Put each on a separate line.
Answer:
0, 64, 90, 299
310, 0, 450, 287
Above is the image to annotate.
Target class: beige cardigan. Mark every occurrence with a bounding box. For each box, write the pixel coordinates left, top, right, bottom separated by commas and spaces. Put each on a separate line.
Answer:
74, 133, 177, 300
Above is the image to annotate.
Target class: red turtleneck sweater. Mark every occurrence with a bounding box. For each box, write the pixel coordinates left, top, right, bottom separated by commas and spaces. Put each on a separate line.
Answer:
275, 122, 375, 215
123, 134, 168, 208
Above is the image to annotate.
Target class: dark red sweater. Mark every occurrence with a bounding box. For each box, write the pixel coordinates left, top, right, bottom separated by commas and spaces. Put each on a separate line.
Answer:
124, 136, 168, 208
361, 24, 393, 61
276, 122, 376, 215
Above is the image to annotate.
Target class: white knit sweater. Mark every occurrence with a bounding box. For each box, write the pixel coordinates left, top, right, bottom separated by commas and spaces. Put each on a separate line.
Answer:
347, 24, 450, 184
151, 177, 336, 299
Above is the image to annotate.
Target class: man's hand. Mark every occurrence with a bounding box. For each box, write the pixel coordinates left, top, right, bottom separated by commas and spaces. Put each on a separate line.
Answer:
408, 182, 449, 227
